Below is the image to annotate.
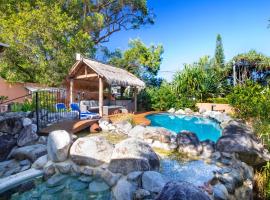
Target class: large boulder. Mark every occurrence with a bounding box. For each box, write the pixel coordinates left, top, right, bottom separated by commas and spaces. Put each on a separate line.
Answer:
217, 122, 270, 166
0, 134, 16, 161
142, 171, 168, 193
155, 181, 211, 200
22, 118, 32, 127
108, 138, 160, 175
10, 144, 47, 162
128, 125, 145, 139
222, 121, 253, 136
215, 167, 244, 194
98, 118, 115, 132
0, 115, 23, 135
47, 130, 72, 162
184, 108, 193, 115
175, 109, 185, 115
176, 131, 202, 156
201, 140, 215, 158
203, 111, 232, 124
114, 120, 133, 134
212, 183, 229, 200
167, 108, 175, 113
17, 124, 38, 146
70, 136, 114, 167
144, 127, 173, 143
32, 154, 48, 169
112, 178, 136, 200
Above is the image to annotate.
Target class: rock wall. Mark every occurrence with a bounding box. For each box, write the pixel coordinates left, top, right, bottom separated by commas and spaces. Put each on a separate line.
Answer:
0, 112, 31, 161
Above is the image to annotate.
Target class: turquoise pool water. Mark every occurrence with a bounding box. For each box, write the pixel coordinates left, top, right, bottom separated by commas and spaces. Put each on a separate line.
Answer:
146, 113, 222, 142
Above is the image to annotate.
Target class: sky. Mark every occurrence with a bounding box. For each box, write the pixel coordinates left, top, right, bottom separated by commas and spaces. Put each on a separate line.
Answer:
106, 0, 270, 81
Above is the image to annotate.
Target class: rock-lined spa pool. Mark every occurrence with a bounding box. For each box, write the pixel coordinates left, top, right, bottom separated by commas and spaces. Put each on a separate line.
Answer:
146, 113, 222, 142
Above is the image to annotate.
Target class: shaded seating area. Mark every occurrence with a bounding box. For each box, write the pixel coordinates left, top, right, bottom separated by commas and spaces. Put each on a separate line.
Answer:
70, 103, 100, 120
67, 55, 145, 117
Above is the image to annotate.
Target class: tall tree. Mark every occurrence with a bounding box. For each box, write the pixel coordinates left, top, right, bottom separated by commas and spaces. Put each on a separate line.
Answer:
230, 50, 270, 85
106, 39, 164, 86
0, 0, 154, 85
0, 1, 94, 85
63, 0, 155, 44
214, 34, 225, 68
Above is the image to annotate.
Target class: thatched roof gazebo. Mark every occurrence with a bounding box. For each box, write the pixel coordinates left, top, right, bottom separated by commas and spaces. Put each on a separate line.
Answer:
67, 54, 145, 116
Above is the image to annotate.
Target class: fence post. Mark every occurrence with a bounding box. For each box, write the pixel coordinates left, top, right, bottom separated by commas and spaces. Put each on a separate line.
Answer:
35, 92, 39, 133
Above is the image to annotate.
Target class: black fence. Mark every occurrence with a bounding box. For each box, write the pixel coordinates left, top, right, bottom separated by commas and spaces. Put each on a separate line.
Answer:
0, 89, 79, 132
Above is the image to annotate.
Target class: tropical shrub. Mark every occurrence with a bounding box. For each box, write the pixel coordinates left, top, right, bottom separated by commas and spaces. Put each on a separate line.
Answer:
173, 56, 230, 102
10, 99, 34, 112
206, 97, 228, 104
0, 96, 8, 103
146, 83, 178, 111
138, 83, 197, 111
253, 119, 270, 150
254, 162, 270, 200
227, 81, 270, 120
227, 81, 270, 150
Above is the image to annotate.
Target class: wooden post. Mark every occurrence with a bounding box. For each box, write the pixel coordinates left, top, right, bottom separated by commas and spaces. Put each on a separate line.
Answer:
134, 87, 137, 113
99, 77, 104, 116
233, 61, 236, 86
70, 79, 74, 103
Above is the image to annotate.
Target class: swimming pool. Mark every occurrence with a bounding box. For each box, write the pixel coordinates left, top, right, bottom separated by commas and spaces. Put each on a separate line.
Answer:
146, 113, 222, 142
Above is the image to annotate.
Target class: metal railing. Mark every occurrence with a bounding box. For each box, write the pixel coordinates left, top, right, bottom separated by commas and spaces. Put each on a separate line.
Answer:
0, 89, 79, 132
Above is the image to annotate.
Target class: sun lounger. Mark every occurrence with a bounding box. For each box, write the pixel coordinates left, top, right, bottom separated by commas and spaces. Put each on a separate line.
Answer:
70, 103, 100, 120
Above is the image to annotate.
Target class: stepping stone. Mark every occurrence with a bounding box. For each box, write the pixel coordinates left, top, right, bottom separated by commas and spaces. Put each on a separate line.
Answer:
46, 174, 69, 187
78, 175, 94, 183
89, 180, 110, 193
45, 184, 65, 195
66, 180, 88, 191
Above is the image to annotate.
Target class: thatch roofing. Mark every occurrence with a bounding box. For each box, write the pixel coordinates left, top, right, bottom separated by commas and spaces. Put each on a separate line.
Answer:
69, 57, 145, 89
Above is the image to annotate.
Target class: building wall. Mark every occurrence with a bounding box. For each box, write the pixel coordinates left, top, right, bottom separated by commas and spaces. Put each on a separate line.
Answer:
0, 77, 30, 103
196, 103, 233, 114
0, 77, 33, 112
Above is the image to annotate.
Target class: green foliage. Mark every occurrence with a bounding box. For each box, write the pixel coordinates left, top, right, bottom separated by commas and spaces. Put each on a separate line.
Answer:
0, 96, 8, 103
229, 50, 270, 85
107, 39, 164, 86
173, 56, 230, 102
10, 99, 34, 112
228, 81, 270, 160
138, 83, 197, 111
0, 0, 153, 85
0, 0, 94, 85
254, 162, 270, 200
146, 83, 177, 111
206, 97, 228, 104
231, 50, 270, 70
214, 34, 225, 68
60, 0, 154, 44
227, 81, 270, 120
138, 55, 231, 112
10, 92, 58, 112
253, 119, 270, 150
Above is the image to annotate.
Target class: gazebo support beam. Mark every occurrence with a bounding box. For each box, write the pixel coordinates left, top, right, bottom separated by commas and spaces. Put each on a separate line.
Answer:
134, 87, 137, 113
70, 78, 74, 103
99, 77, 104, 116
75, 73, 98, 79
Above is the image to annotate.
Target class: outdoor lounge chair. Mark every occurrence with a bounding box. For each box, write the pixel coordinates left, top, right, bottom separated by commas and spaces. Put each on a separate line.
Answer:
70, 103, 100, 120
55, 103, 67, 112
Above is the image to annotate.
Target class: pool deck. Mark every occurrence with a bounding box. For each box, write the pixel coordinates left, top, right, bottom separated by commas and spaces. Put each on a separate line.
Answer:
39, 111, 161, 135
133, 111, 161, 126
39, 119, 98, 135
